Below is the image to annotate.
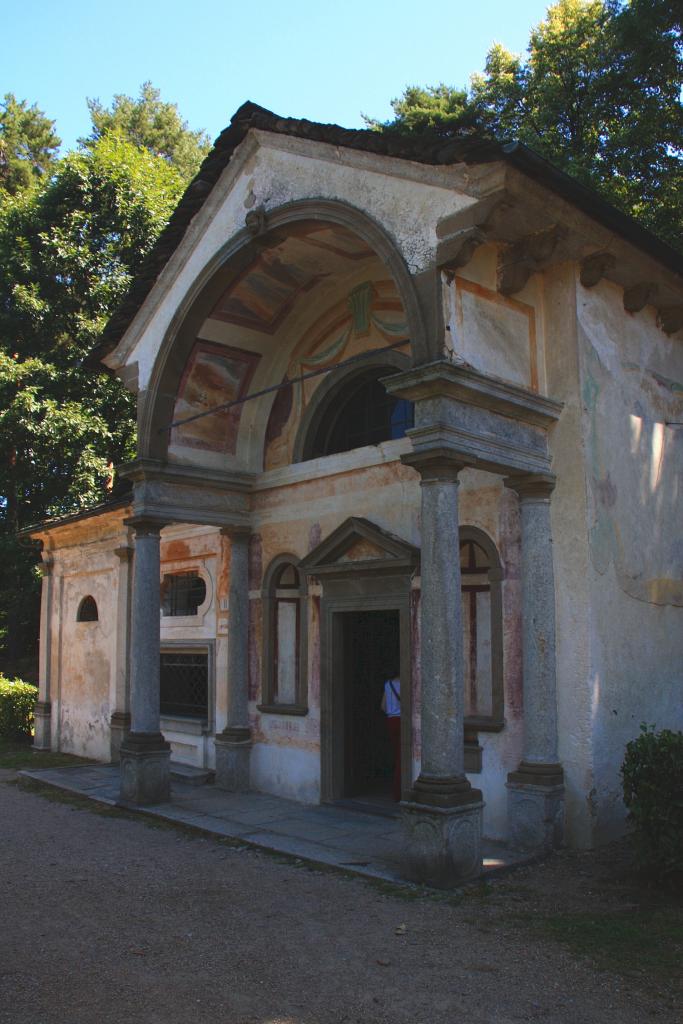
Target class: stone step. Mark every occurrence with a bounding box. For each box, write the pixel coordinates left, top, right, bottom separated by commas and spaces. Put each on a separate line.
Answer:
170, 762, 214, 786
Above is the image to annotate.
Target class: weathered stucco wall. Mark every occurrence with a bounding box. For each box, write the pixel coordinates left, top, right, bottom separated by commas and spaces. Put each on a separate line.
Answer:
576, 276, 683, 842
45, 515, 130, 761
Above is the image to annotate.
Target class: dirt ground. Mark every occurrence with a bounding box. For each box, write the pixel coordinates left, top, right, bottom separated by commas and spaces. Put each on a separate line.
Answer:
0, 774, 680, 1024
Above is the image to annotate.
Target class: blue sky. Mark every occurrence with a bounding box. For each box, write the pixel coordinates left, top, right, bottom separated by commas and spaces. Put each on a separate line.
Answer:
5, 0, 552, 152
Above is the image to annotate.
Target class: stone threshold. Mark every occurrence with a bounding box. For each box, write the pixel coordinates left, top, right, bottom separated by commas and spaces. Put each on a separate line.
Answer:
18, 763, 543, 889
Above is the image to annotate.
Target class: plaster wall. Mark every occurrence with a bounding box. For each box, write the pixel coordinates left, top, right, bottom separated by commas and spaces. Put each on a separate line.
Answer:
49, 531, 125, 761
576, 276, 683, 842
446, 245, 547, 394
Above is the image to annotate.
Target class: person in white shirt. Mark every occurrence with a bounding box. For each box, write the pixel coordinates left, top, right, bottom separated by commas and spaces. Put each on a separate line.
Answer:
381, 669, 401, 801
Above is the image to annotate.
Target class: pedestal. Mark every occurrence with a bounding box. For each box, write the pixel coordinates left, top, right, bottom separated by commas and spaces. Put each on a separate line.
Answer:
32, 701, 52, 751
119, 733, 171, 805
507, 765, 564, 851
402, 798, 484, 887
110, 711, 131, 762
214, 726, 252, 792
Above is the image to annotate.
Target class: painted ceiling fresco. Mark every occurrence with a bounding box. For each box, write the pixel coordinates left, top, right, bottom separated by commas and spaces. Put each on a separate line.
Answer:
209, 224, 375, 334
264, 278, 410, 471
170, 342, 260, 454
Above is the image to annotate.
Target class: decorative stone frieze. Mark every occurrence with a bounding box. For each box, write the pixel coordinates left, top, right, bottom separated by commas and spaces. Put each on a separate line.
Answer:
383, 361, 562, 478
119, 458, 254, 529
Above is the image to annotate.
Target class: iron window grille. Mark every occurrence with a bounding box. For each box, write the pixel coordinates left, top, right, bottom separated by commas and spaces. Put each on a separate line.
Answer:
160, 650, 209, 719
161, 571, 206, 616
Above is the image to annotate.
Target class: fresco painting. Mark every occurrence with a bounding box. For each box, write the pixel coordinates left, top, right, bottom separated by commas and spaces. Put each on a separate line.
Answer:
171, 342, 260, 454
211, 251, 321, 334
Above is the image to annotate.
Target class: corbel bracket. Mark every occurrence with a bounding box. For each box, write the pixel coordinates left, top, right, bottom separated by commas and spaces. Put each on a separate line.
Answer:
498, 224, 565, 296
579, 251, 616, 288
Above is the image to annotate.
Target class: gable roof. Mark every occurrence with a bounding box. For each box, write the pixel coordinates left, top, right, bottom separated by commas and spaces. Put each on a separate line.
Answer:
95, 101, 683, 365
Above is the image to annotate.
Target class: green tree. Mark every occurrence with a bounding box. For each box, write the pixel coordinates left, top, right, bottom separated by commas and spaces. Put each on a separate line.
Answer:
82, 81, 212, 181
370, 1, 683, 249
363, 84, 475, 133
0, 93, 61, 194
0, 132, 186, 671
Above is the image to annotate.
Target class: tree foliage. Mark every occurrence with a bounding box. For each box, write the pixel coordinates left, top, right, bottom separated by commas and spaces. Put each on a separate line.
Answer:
0, 93, 61, 195
370, 0, 683, 249
82, 81, 212, 182
0, 119, 189, 672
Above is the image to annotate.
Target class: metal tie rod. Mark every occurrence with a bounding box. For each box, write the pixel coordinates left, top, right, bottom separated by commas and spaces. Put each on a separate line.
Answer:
160, 339, 410, 433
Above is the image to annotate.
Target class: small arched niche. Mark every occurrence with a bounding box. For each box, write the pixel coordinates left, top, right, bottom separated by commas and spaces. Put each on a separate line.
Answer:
77, 596, 99, 622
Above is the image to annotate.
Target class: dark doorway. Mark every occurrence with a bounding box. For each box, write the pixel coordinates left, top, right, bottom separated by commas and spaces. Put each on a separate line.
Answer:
341, 609, 400, 805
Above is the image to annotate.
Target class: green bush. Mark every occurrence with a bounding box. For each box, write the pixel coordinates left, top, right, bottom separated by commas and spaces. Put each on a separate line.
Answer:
0, 676, 38, 738
621, 724, 683, 881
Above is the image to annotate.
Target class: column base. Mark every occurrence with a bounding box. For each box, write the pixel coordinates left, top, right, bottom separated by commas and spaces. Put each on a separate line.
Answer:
110, 711, 131, 762
401, 798, 484, 887
120, 733, 171, 805
32, 701, 52, 751
214, 727, 251, 792
507, 762, 564, 852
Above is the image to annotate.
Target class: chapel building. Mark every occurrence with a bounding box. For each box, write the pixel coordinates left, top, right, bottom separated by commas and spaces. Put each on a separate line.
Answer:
29, 104, 683, 885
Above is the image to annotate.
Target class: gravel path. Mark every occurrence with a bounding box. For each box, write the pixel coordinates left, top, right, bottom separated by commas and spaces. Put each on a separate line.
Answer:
0, 778, 676, 1024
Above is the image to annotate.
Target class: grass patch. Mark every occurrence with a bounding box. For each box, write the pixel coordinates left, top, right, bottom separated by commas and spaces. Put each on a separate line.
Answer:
0, 736, 92, 771
536, 907, 683, 978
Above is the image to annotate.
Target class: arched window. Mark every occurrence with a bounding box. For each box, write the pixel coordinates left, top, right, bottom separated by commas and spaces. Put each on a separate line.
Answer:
77, 596, 98, 622
161, 571, 206, 617
259, 556, 308, 715
460, 528, 504, 731
300, 366, 414, 461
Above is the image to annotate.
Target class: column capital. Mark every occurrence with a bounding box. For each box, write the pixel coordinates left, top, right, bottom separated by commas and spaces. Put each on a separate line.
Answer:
123, 515, 168, 536
504, 472, 556, 500
401, 448, 468, 483
114, 545, 134, 562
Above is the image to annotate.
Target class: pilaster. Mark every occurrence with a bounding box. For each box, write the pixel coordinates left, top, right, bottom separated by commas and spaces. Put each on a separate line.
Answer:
214, 527, 252, 791
505, 474, 564, 851
110, 544, 133, 760
33, 553, 54, 750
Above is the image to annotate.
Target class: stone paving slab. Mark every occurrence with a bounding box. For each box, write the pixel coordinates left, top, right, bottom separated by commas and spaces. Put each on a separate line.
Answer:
18, 762, 534, 886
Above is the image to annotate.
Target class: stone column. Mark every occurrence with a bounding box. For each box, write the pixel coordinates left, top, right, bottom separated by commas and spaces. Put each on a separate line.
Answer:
33, 551, 54, 751
214, 527, 252, 791
119, 518, 171, 805
506, 474, 564, 851
400, 450, 483, 886
110, 544, 133, 761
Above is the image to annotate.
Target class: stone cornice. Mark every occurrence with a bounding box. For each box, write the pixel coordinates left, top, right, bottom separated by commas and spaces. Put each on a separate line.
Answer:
118, 458, 256, 494
406, 423, 553, 477
382, 361, 563, 428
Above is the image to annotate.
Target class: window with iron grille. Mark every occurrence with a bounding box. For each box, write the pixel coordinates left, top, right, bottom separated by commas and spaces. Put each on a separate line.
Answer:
160, 650, 209, 719
161, 571, 206, 616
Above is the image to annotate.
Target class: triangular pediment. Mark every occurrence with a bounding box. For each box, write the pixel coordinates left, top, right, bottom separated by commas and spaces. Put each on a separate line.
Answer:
299, 517, 419, 577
